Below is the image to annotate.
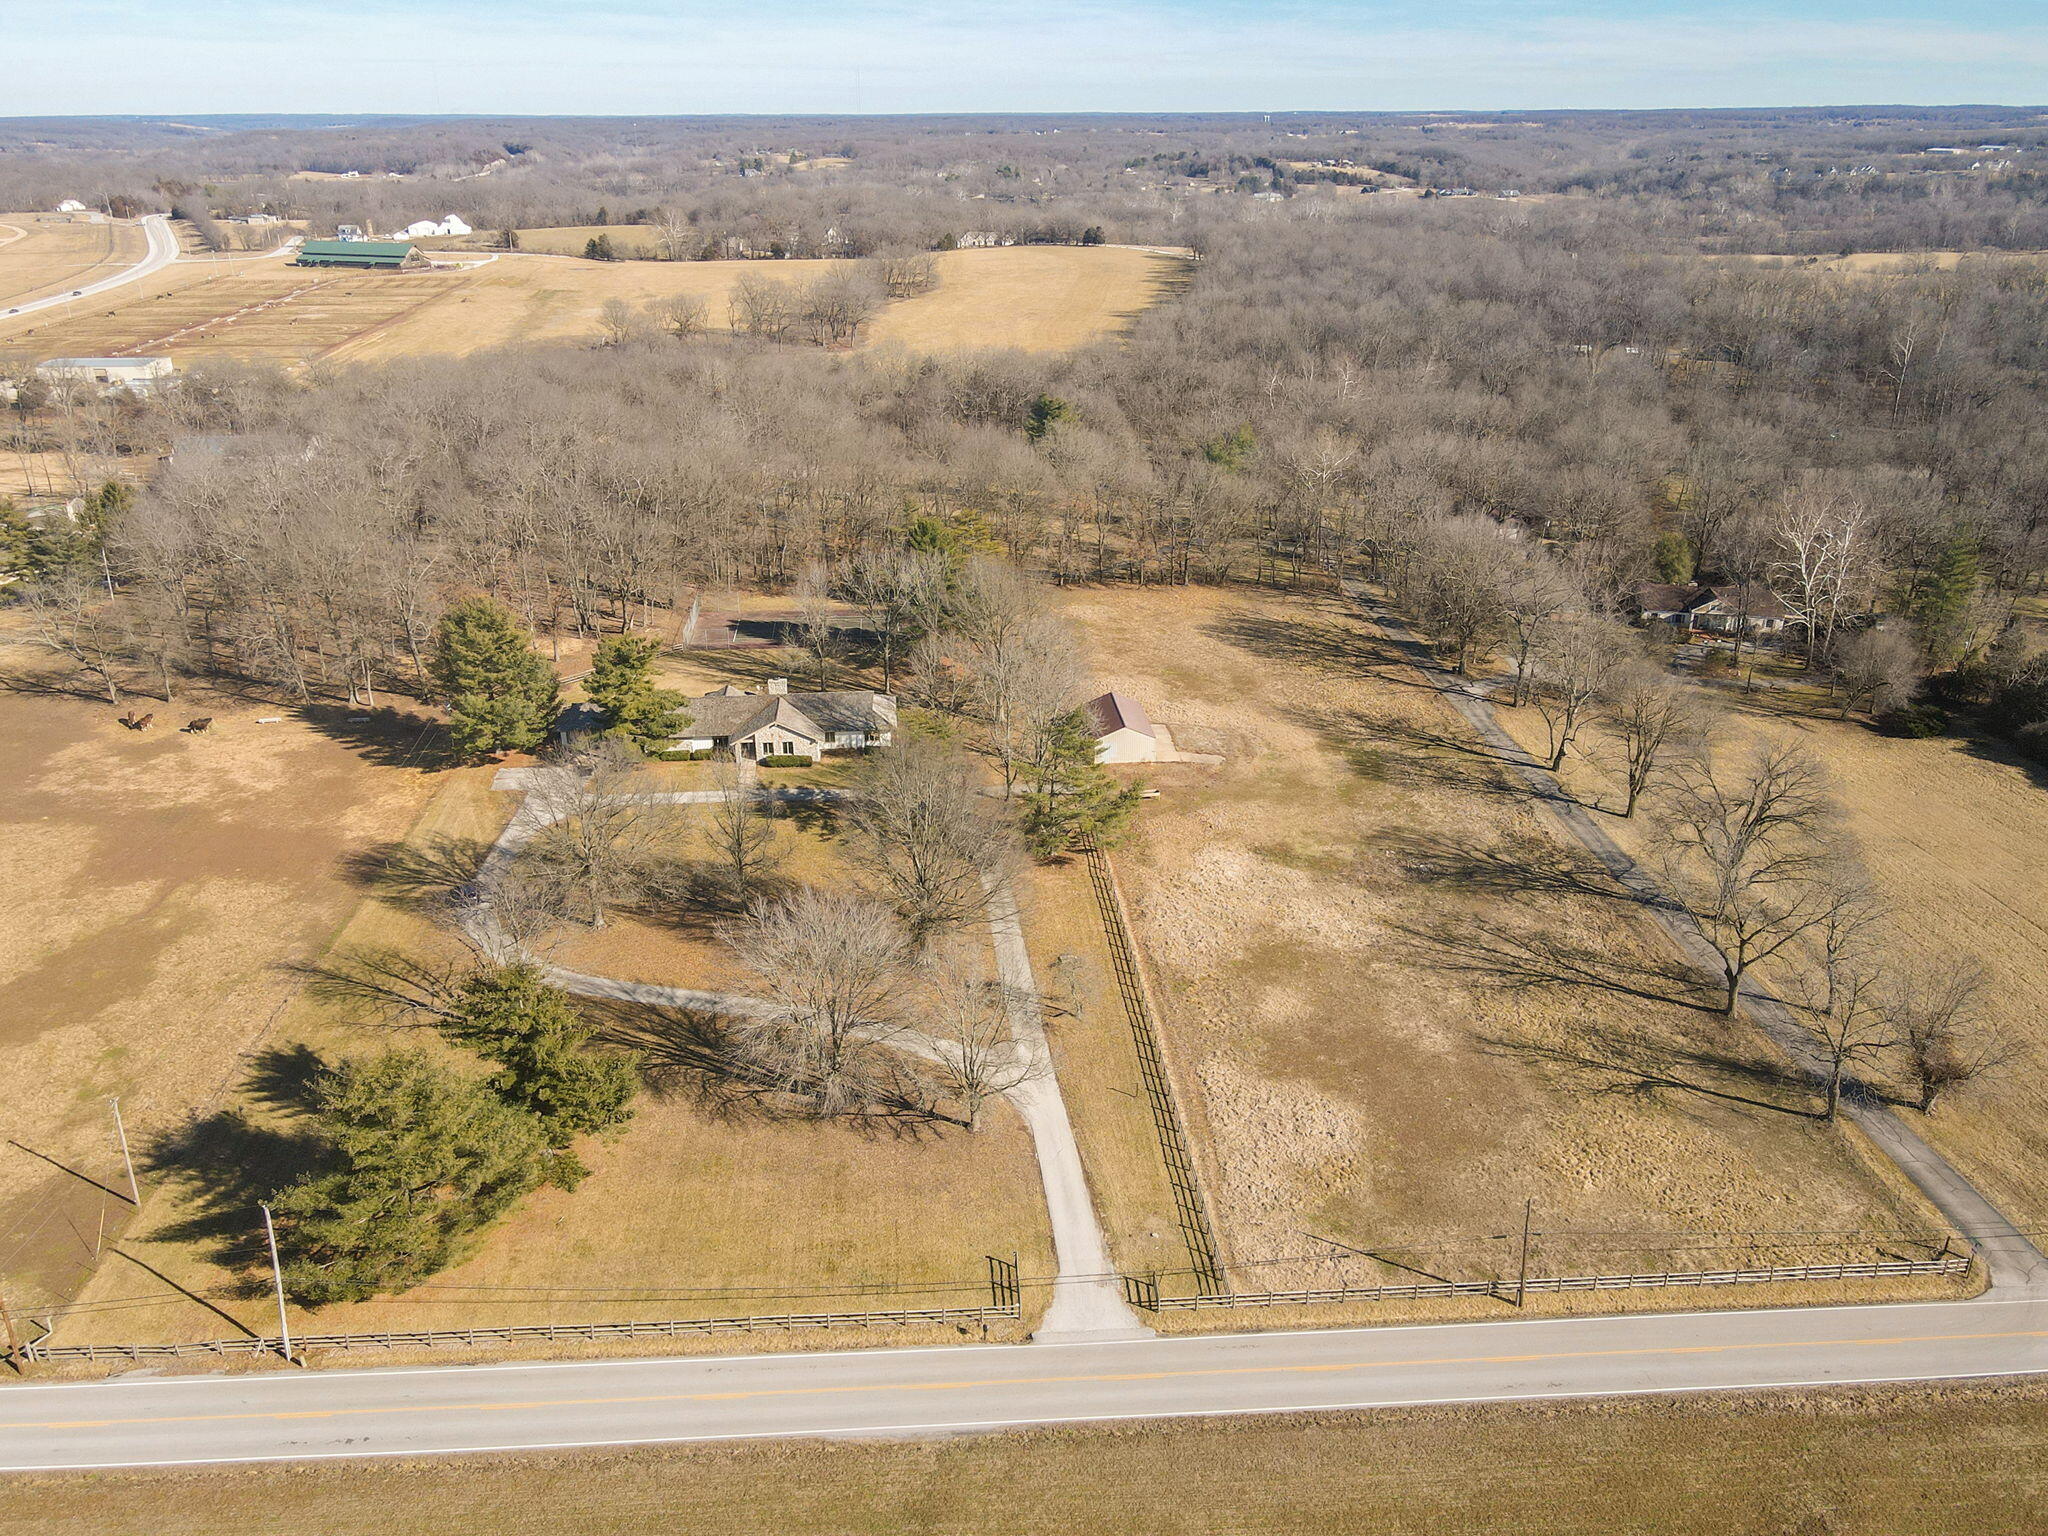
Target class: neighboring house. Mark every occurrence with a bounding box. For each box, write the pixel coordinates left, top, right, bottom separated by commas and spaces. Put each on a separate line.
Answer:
1634, 581, 1792, 637
671, 679, 896, 761
1083, 691, 1157, 764
295, 240, 424, 270
55, 199, 87, 213
34, 356, 173, 395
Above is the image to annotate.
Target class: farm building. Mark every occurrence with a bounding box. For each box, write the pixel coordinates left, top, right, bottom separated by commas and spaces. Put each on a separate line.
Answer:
294, 239, 425, 270
397, 215, 473, 239
1083, 691, 1158, 764
34, 357, 174, 394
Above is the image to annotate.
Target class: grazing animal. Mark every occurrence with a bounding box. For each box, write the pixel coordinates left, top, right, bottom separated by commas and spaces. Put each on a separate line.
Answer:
184, 717, 213, 734
134, 712, 154, 730
118, 711, 155, 731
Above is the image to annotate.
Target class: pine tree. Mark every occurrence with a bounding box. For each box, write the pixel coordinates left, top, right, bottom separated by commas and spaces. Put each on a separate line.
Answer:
583, 634, 689, 752
430, 597, 559, 760
1915, 530, 1981, 666
445, 965, 640, 1154
269, 1051, 557, 1305
1652, 530, 1697, 584
1024, 394, 1075, 442
1017, 709, 1143, 858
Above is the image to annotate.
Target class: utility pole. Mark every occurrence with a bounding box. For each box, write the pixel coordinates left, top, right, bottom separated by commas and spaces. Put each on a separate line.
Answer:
109, 1097, 139, 1205
260, 1204, 294, 1364
1515, 1197, 1534, 1309
0, 1285, 22, 1368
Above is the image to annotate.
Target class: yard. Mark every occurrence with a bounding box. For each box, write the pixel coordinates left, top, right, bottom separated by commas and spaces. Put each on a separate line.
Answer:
1046, 583, 1950, 1304
39, 642, 1053, 1351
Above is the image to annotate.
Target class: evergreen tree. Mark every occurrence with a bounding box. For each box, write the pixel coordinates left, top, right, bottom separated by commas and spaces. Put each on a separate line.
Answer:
1652, 530, 1697, 584
445, 965, 640, 1154
430, 597, 559, 759
1017, 709, 1143, 858
269, 1051, 557, 1306
583, 634, 689, 752
1024, 394, 1075, 442
1914, 530, 1981, 665
0, 499, 32, 582
584, 233, 619, 261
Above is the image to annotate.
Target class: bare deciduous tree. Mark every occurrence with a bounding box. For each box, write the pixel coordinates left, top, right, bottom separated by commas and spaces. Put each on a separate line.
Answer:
1892, 961, 2006, 1113
11, 570, 132, 703
722, 888, 913, 1115
1784, 888, 1894, 1120
918, 971, 1043, 1130
1829, 627, 1923, 719
1528, 617, 1631, 772
841, 737, 1011, 947
522, 741, 669, 928
1656, 745, 1856, 1014
700, 757, 779, 900
1600, 661, 1710, 817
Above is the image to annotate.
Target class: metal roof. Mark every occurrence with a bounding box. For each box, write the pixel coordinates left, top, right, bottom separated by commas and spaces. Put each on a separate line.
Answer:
40, 357, 171, 368
299, 239, 414, 257
1082, 691, 1154, 739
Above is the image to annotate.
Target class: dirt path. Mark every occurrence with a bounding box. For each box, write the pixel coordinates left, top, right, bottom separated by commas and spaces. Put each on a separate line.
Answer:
1347, 584, 2048, 1294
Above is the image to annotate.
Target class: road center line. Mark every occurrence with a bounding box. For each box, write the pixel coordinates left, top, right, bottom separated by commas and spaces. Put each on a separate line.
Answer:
14, 1327, 2046, 1434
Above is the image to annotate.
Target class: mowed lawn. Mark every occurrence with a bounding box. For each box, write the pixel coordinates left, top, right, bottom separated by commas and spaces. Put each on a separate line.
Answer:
11, 1381, 2048, 1535
49, 679, 1051, 1350
1495, 678, 2048, 1233
1049, 584, 1946, 1302
3, 245, 1185, 368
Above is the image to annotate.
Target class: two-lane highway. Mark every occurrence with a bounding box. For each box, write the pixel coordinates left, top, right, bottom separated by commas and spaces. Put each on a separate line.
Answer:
2, 213, 180, 322
6, 1295, 2047, 1471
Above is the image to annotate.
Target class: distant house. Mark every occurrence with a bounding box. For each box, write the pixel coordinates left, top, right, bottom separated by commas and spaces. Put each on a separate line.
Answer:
672, 679, 896, 761
294, 240, 424, 270
1083, 691, 1157, 764
35, 356, 173, 395
55, 199, 87, 213
1634, 581, 1792, 637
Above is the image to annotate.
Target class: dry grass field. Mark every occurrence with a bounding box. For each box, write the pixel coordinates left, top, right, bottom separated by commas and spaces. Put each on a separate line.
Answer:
0, 246, 1185, 369
0, 669, 440, 1321
0, 213, 145, 309
11, 1380, 2048, 1535
1494, 675, 2048, 1234
1050, 584, 1946, 1298
1707, 250, 2048, 276
42, 639, 1050, 1350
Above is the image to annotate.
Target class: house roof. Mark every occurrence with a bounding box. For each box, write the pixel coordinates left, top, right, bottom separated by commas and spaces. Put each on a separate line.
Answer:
1633, 582, 1697, 614
1633, 581, 1791, 621
1082, 691, 1154, 739
683, 687, 893, 741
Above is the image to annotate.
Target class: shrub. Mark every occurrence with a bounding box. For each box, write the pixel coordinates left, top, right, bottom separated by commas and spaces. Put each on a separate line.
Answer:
2015, 720, 2048, 765
757, 754, 813, 767
649, 747, 715, 761
1874, 704, 1950, 739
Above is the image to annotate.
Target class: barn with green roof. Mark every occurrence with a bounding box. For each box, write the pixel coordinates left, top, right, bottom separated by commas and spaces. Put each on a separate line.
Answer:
294, 239, 423, 270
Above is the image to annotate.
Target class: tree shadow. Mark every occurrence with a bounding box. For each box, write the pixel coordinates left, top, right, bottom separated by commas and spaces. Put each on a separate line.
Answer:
1200, 610, 1443, 692
296, 702, 455, 770
1393, 909, 1720, 1015
1293, 704, 1537, 802
589, 997, 954, 1139
1471, 1019, 1815, 1119
1382, 828, 1636, 903
140, 1050, 337, 1297
340, 834, 492, 912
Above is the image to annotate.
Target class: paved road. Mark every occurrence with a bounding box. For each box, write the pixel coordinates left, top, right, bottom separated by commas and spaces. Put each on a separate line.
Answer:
4, 1295, 2045, 1470
2, 214, 179, 321
1346, 586, 2048, 1293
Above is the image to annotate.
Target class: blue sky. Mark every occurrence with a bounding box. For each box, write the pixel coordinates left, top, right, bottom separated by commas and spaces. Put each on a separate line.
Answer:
6, 1, 2046, 115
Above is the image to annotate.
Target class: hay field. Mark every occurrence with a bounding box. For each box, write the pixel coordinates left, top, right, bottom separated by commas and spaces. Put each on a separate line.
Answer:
0, 214, 145, 310
14, 1380, 2047, 1536
1496, 685, 2048, 1231
1052, 585, 1943, 1295
0, 246, 1182, 367
0, 677, 440, 1321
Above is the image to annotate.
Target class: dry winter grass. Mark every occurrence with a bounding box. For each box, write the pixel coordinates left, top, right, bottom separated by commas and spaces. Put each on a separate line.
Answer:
46, 665, 1050, 1350
0, 213, 145, 309
1051, 584, 1945, 1300
1500, 681, 2048, 1233
0, 245, 1182, 368
12, 1380, 2048, 1536
0, 670, 440, 1320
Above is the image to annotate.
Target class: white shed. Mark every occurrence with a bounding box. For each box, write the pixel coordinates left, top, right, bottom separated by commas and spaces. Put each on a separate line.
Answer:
1083, 692, 1157, 764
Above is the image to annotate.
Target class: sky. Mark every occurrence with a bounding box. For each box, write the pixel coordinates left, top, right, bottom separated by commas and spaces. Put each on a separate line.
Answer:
4, 0, 2046, 116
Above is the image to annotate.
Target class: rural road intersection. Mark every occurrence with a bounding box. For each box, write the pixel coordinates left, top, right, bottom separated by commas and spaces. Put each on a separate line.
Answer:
3, 1294, 2046, 1470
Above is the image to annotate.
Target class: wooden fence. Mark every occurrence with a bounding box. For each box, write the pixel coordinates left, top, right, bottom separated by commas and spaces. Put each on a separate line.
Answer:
1124, 1254, 1974, 1313
1079, 838, 1227, 1293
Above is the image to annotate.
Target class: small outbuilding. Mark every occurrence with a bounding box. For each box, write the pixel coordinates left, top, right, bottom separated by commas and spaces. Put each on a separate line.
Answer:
1083, 691, 1157, 764
35, 357, 174, 394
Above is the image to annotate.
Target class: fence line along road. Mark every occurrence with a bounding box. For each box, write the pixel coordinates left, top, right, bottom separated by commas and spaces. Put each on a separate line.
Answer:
1124, 1254, 1974, 1312
1078, 838, 1228, 1293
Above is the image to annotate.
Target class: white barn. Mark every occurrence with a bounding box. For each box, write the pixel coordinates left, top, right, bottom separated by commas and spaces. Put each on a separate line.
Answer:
396, 215, 474, 239
1083, 692, 1157, 764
